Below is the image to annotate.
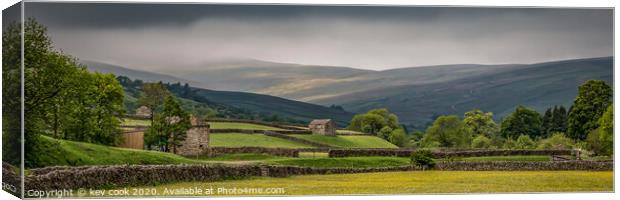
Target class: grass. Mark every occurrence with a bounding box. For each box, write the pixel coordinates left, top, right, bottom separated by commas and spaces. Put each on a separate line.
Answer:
123, 171, 613, 196
266, 156, 410, 168
209, 133, 314, 148
290, 135, 398, 148
440, 155, 551, 162
35, 135, 205, 167
121, 118, 151, 126
208, 122, 285, 131
336, 129, 366, 134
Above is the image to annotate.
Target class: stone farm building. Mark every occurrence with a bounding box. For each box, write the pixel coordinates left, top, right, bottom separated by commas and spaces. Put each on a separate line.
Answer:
308, 119, 336, 136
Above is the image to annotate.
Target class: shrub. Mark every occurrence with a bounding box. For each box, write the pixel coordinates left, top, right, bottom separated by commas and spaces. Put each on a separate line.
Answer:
537, 132, 574, 150
410, 150, 436, 169
515, 135, 536, 149
586, 128, 613, 156
502, 138, 516, 149
471, 135, 492, 149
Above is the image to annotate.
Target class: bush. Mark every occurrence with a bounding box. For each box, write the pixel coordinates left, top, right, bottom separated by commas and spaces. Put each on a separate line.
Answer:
586, 128, 613, 156
410, 150, 436, 169
502, 138, 516, 149
515, 135, 536, 149
471, 135, 492, 149
537, 132, 574, 150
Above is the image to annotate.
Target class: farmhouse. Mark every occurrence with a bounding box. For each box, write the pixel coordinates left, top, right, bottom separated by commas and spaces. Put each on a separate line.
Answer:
308, 119, 336, 136
135, 106, 152, 117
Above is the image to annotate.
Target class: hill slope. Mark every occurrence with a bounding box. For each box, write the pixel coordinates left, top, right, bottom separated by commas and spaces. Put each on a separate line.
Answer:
170, 57, 613, 129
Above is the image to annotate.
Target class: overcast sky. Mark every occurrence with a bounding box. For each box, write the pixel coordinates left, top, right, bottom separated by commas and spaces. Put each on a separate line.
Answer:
24, 3, 613, 71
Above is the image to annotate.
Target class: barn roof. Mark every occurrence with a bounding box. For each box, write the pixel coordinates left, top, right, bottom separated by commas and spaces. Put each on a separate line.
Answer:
309, 119, 333, 125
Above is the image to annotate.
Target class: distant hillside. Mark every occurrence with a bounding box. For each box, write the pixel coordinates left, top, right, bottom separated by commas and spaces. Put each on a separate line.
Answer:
169, 57, 613, 129
82, 61, 356, 126
82, 60, 208, 88
316, 57, 614, 128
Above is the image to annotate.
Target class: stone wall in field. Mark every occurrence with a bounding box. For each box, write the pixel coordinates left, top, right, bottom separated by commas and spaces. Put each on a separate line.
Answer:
23, 160, 612, 191
200, 147, 300, 157
328, 149, 575, 158
209, 129, 311, 134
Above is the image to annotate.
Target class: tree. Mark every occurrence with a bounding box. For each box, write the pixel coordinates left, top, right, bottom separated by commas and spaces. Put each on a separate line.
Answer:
421, 115, 472, 148
471, 135, 492, 149
586, 104, 613, 156
542, 108, 553, 137
537, 132, 574, 150
515, 135, 536, 149
348, 108, 400, 134
500, 106, 543, 139
567, 80, 612, 140
146, 96, 192, 153
138, 82, 171, 122
463, 109, 499, 138
388, 128, 407, 147
410, 150, 436, 170
552, 106, 568, 134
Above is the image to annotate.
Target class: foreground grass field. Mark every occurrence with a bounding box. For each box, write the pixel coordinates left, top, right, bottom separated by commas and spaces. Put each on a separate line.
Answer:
36, 136, 205, 167
208, 122, 285, 131
266, 156, 410, 168
291, 135, 398, 148
209, 133, 314, 148
125, 171, 612, 196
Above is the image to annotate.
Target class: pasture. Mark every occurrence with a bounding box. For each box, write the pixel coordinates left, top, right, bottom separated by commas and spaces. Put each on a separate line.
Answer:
291, 135, 398, 148
124, 171, 613, 196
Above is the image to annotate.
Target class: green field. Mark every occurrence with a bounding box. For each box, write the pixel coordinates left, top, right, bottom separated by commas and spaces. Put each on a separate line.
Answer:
121, 118, 151, 126
208, 122, 285, 131
336, 129, 366, 134
123, 171, 612, 196
209, 133, 313, 148
291, 135, 398, 148
266, 156, 410, 168
35, 135, 205, 167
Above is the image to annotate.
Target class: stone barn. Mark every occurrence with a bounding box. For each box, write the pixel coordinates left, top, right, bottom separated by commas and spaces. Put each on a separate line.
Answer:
135, 106, 152, 118
176, 116, 210, 156
308, 119, 336, 136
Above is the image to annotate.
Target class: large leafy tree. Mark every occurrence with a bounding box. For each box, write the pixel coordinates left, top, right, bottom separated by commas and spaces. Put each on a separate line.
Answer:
463, 109, 499, 138
421, 115, 472, 148
500, 106, 543, 139
586, 104, 613, 155
146, 96, 192, 153
348, 108, 400, 134
567, 80, 612, 140
138, 82, 171, 122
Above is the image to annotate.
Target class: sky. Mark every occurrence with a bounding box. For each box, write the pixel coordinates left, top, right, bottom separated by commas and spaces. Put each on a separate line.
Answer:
23, 3, 613, 71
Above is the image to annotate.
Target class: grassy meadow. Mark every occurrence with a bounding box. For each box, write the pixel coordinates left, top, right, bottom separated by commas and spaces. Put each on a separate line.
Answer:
291, 135, 398, 148
208, 122, 286, 130
208, 133, 314, 148
121, 171, 613, 196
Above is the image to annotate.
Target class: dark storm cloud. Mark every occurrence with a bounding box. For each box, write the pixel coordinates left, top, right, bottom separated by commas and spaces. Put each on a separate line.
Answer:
22, 3, 613, 70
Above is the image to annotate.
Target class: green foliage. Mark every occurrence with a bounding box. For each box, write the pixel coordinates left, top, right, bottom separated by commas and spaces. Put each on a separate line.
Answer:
501, 106, 543, 139
515, 135, 536, 149
586, 104, 613, 156
347, 108, 404, 146
421, 115, 472, 148
146, 96, 192, 153
2, 19, 125, 167
137, 82, 171, 117
567, 80, 612, 140
471, 135, 492, 149
537, 132, 574, 150
463, 109, 499, 138
410, 150, 436, 169
388, 128, 407, 147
